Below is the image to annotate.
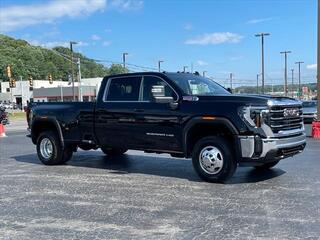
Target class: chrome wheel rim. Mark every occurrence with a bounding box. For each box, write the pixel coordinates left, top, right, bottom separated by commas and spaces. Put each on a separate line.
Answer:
40, 138, 53, 159
199, 146, 224, 174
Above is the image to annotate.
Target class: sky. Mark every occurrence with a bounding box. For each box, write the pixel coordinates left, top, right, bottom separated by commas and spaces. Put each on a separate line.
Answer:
0, 0, 317, 87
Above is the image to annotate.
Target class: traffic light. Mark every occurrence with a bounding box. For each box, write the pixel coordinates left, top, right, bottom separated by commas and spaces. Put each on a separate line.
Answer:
28, 76, 33, 87
9, 79, 16, 88
6, 66, 12, 78
48, 74, 53, 84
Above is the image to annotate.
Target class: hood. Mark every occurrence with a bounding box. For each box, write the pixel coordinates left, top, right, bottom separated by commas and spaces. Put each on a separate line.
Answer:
196, 94, 301, 107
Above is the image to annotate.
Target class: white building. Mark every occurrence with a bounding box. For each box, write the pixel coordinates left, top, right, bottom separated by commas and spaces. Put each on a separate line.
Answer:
0, 78, 102, 107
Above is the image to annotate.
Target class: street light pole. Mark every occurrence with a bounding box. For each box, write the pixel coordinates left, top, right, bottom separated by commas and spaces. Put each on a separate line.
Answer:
123, 52, 128, 69
70, 41, 78, 101
203, 71, 207, 77
230, 73, 233, 90
280, 51, 291, 97
158, 60, 164, 72
291, 69, 294, 98
183, 66, 188, 73
77, 58, 82, 102
295, 61, 304, 100
255, 33, 270, 94
256, 74, 260, 94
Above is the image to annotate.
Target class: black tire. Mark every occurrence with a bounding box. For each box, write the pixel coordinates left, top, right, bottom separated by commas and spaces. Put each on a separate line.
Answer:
192, 136, 237, 183
101, 146, 127, 156
254, 160, 279, 170
61, 147, 73, 164
36, 131, 72, 165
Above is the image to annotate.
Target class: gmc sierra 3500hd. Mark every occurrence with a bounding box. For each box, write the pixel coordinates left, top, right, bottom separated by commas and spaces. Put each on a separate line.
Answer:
27, 72, 306, 182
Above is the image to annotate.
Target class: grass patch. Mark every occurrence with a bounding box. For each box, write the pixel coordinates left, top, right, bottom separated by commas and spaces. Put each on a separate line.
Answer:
8, 112, 26, 120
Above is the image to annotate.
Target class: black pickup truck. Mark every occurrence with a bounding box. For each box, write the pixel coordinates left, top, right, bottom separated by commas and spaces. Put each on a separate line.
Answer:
27, 72, 306, 182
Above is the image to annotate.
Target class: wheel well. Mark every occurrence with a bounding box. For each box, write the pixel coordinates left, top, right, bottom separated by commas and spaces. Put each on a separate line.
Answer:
31, 120, 58, 144
186, 123, 235, 157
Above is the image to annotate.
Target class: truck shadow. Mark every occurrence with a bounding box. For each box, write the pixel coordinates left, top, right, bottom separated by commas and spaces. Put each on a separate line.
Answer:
13, 151, 285, 184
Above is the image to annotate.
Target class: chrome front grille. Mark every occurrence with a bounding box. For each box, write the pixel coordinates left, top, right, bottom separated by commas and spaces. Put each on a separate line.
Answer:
269, 106, 303, 133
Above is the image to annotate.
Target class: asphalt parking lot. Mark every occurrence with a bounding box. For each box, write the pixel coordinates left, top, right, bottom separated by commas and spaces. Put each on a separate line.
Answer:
1, 121, 320, 240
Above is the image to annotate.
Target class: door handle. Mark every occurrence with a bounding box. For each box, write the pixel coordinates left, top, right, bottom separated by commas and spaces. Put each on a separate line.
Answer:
134, 109, 144, 113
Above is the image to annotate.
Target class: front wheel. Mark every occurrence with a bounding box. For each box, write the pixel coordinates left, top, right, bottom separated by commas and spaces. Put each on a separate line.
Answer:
192, 136, 237, 183
254, 160, 280, 170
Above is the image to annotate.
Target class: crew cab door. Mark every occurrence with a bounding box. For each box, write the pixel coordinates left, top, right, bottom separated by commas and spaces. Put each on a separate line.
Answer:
95, 76, 143, 149
136, 75, 182, 152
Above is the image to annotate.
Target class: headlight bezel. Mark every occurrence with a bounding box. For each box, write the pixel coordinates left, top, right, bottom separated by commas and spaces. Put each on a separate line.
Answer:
239, 106, 269, 128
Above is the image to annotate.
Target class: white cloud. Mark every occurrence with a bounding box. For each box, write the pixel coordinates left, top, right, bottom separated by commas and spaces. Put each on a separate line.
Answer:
306, 64, 317, 70
30, 40, 88, 49
102, 40, 112, 46
109, 0, 143, 11
184, 23, 193, 31
229, 56, 244, 61
185, 32, 243, 45
196, 60, 209, 66
0, 0, 106, 32
40, 41, 69, 48
104, 28, 112, 33
91, 34, 101, 41
246, 17, 273, 24
77, 41, 89, 47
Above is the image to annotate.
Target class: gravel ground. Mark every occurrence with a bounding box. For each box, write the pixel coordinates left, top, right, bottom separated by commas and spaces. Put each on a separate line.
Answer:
0, 126, 320, 239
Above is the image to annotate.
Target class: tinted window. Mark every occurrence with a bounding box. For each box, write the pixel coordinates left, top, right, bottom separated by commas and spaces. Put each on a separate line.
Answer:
106, 77, 141, 101
142, 76, 177, 101
166, 73, 230, 95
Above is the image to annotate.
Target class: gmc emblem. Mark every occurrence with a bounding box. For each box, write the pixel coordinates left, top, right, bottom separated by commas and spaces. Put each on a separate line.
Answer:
283, 108, 299, 118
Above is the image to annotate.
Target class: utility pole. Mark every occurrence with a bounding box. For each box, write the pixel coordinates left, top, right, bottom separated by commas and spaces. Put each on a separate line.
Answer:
158, 60, 163, 72
255, 33, 270, 94
295, 61, 304, 100
291, 69, 294, 98
280, 51, 291, 97
77, 58, 82, 101
230, 73, 233, 90
183, 66, 188, 73
70, 41, 78, 101
20, 76, 23, 108
256, 74, 260, 94
123, 52, 128, 69
317, 0, 320, 121
203, 71, 207, 77
60, 85, 63, 102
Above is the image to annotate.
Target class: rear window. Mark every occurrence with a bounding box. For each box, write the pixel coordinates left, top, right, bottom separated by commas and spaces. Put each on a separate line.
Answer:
106, 77, 141, 101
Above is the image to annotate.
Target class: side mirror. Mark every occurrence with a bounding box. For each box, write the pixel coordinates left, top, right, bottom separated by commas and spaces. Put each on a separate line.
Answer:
151, 85, 174, 103
227, 88, 232, 93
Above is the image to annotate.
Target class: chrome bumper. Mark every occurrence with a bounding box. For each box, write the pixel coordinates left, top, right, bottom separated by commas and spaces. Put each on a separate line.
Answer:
239, 133, 306, 159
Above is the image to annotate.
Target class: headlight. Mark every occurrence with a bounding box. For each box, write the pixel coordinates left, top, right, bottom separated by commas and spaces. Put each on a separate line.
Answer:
239, 106, 269, 128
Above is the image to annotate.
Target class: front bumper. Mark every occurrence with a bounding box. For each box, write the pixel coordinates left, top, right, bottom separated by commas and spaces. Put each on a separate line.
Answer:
303, 115, 317, 124
238, 133, 306, 166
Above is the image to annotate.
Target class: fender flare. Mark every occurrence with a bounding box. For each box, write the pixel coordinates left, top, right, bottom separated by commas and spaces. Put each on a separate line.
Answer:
31, 116, 64, 149
182, 116, 239, 156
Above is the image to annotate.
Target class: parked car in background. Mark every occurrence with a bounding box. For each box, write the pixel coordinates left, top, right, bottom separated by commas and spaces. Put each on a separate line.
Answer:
302, 100, 317, 124
0, 106, 9, 125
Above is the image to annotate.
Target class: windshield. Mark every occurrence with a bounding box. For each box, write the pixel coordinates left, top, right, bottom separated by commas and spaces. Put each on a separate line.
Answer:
166, 73, 230, 95
302, 101, 317, 108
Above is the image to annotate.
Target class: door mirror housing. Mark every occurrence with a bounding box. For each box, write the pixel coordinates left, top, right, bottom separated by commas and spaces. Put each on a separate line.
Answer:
227, 88, 232, 93
151, 85, 174, 103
